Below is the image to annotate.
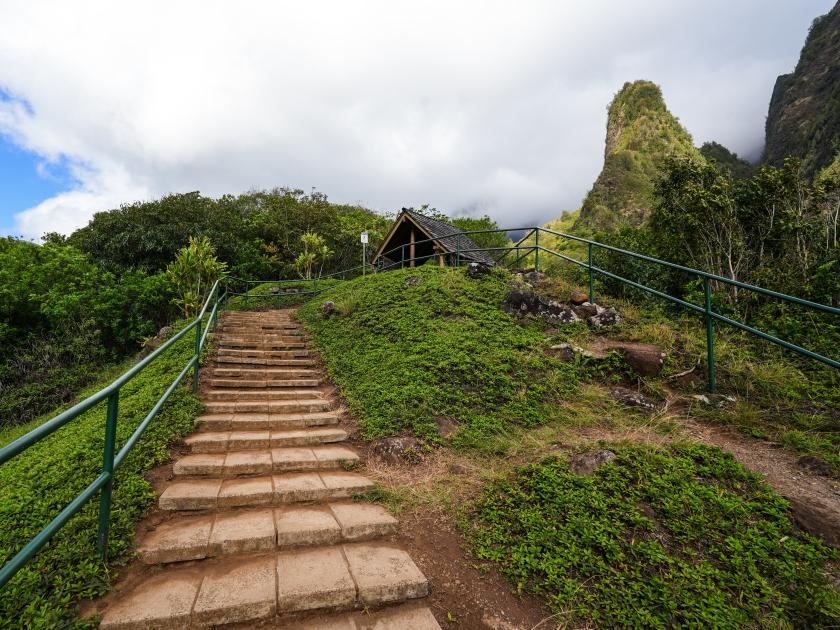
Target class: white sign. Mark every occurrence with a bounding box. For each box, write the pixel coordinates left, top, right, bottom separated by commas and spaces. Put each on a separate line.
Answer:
360, 231, 369, 244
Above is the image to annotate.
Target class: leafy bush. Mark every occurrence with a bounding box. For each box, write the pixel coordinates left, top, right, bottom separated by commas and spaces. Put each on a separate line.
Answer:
464, 443, 840, 628
0, 319, 206, 629
298, 266, 578, 445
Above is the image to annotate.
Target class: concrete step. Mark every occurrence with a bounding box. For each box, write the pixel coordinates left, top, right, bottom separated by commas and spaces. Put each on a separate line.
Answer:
203, 390, 324, 402
217, 348, 310, 358
213, 367, 317, 378
222, 322, 298, 329
138, 503, 398, 563
172, 446, 360, 477
197, 412, 340, 431
218, 339, 306, 349
101, 543, 429, 629
209, 379, 320, 389
279, 605, 442, 629
216, 356, 315, 367
159, 471, 375, 510
202, 399, 330, 415
185, 427, 348, 452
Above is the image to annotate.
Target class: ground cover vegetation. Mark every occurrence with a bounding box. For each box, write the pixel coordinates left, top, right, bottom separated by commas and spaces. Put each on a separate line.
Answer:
463, 443, 840, 628
298, 266, 578, 448
0, 319, 206, 629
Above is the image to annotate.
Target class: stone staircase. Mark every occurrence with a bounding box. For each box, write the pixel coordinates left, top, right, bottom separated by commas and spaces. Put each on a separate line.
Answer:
100, 309, 440, 630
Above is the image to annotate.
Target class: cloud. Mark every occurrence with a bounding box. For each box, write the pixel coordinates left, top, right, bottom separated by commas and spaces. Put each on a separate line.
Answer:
0, 0, 833, 238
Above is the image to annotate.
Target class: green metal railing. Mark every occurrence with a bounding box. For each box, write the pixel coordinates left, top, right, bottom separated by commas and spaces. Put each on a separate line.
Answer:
3, 223, 839, 591
0, 279, 226, 590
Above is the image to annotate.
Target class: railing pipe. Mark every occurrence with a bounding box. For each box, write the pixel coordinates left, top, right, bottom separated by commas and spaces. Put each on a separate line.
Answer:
588, 243, 594, 303
96, 391, 119, 558
704, 278, 716, 394
534, 230, 540, 273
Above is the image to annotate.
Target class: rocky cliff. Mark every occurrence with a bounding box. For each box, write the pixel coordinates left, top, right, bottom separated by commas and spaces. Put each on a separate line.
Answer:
763, 2, 840, 179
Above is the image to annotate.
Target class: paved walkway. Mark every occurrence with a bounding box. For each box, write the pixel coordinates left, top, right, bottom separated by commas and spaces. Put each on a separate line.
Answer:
101, 309, 440, 630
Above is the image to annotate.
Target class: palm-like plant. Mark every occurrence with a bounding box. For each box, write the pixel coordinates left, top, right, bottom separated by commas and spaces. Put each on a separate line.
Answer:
295, 232, 331, 279
166, 236, 228, 317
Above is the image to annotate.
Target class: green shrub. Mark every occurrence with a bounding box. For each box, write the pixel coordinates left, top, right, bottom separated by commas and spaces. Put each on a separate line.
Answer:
464, 443, 840, 628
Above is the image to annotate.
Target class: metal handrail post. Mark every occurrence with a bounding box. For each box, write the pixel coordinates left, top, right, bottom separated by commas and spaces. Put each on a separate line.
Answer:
704, 277, 716, 393
96, 391, 119, 558
212, 285, 219, 332
401, 245, 405, 269
245, 280, 249, 310
192, 312, 201, 393
456, 234, 461, 267
535, 230, 539, 273
278, 281, 282, 309
224, 277, 229, 311
588, 243, 594, 303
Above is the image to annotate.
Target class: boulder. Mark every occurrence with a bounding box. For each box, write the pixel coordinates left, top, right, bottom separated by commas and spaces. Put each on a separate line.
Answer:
611, 387, 656, 410
467, 262, 493, 278
607, 343, 666, 377
434, 416, 460, 438
570, 290, 589, 305
269, 286, 279, 294
404, 276, 424, 286
550, 343, 576, 363
787, 495, 840, 548
589, 306, 622, 328
797, 455, 834, 477
569, 449, 617, 476
573, 303, 598, 318
524, 270, 546, 282
321, 301, 335, 315
501, 288, 580, 326
370, 437, 418, 464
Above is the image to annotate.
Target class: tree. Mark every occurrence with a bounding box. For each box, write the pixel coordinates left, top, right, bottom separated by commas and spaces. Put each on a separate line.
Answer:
166, 237, 228, 317
294, 232, 331, 280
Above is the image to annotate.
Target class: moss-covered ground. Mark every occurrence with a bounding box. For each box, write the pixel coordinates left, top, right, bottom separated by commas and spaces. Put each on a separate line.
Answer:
0, 319, 207, 629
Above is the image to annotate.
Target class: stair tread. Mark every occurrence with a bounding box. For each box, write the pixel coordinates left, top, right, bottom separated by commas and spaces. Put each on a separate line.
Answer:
173, 445, 360, 477
159, 471, 374, 510
138, 503, 398, 563
197, 412, 340, 430
185, 427, 348, 451
101, 543, 428, 629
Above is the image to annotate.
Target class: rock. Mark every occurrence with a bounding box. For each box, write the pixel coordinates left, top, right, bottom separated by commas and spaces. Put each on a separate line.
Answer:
544, 328, 559, 337
466, 262, 493, 278
523, 270, 545, 282
321, 301, 335, 315
606, 342, 666, 377
434, 416, 459, 438
404, 276, 424, 286
787, 495, 840, 548
501, 288, 580, 326
516, 318, 530, 327
589, 307, 622, 328
693, 394, 736, 408
573, 303, 598, 318
611, 387, 656, 410
797, 456, 834, 477
550, 343, 576, 363
569, 449, 617, 476
269, 286, 279, 294
570, 290, 588, 305
370, 437, 418, 465
158, 326, 173, 338
449, 464, 469, 475
483, 619, 522, 630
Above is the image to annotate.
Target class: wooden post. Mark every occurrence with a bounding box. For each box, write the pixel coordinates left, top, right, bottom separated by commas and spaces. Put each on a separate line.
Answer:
409, 228, 416, 268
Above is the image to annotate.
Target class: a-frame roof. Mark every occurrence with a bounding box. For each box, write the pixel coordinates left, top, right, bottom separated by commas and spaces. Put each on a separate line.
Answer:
372, 209, 496, 265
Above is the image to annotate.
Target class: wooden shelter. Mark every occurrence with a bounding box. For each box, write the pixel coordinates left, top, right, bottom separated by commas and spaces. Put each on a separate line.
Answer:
372, 208, 496, 270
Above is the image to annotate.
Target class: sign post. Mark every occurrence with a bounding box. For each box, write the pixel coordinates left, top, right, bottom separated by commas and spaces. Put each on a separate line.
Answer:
360, 231, 369, 275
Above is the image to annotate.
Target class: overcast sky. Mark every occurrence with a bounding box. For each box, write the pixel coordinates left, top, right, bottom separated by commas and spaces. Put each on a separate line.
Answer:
0, 1, 835, 239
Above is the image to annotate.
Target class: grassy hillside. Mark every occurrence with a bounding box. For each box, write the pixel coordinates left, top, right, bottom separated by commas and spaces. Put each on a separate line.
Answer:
0, 320, 206, 629
573, 80, 703, 231
298, 266, 579, 447
763, 2, 840, 179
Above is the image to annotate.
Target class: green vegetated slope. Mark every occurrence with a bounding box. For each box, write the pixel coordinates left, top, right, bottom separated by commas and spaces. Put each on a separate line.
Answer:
297, 266, 578, 446
763, 1, 840, 180
573, 80, 703, 231
0, 320, 205, 629
699, 141, 757, 180
464, 443, 840, 628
